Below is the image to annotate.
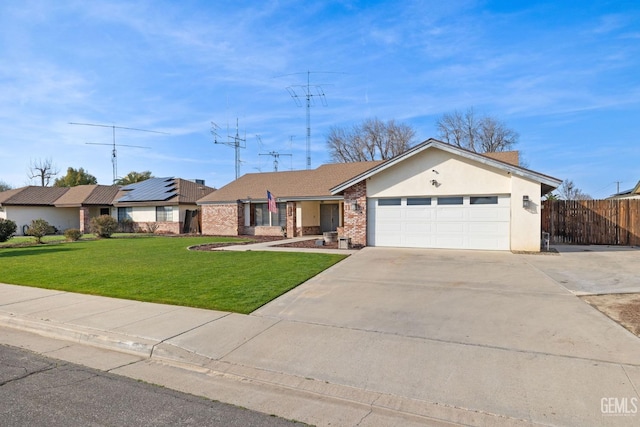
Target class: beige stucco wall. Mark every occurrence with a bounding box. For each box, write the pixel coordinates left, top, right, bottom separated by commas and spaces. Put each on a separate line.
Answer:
510, 175, 542, 251
297, 201, 320, 227
366, 147, 543, 251
4, 206, 79, 235
368, 148, 511, 197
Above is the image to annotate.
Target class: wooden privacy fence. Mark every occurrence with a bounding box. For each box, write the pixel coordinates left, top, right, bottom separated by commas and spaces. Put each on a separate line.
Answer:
542, 199, 640, 246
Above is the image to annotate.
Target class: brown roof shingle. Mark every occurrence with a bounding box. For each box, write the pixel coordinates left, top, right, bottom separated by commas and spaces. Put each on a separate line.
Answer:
482, 151, 519, 166
198, 162, 381, 203
0, 186, 69, 206
54, 185, 121, 206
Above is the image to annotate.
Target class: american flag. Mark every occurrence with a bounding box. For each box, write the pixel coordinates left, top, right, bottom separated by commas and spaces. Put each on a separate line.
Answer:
267, 190, 277, 213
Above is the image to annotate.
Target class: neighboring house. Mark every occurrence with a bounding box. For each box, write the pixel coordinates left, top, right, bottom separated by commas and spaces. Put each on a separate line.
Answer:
199, 139, 561, 251
607, 181, 640, 200
0, 186, 79, 234
113, 177, 215, 234
0, 178, 215, 235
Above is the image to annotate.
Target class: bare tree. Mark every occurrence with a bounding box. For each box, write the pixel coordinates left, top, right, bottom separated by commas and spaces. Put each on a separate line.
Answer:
327, 118, 416, 162
557, 179, 592, 200
28, 158, 59, 186
0, 180, 12, 192
436, 108, 519, 153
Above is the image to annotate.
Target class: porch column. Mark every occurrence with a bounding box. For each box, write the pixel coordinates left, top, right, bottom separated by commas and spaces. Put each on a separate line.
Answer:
79, 207, 90, 233
286, 202, 297, 238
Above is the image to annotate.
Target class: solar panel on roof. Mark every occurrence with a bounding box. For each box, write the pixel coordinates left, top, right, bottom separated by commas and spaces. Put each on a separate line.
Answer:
117, 177, 177, 202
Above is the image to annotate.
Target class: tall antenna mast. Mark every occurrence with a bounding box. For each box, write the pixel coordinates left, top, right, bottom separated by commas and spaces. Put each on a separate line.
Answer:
286, 71, 328, 169
69, 122, 168, 183
260, 151, 292, 172
211, 118, 246, 180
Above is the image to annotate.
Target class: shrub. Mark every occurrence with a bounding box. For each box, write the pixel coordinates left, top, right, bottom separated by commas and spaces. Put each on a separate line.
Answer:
118, 218, 135, 233
90, 215, 118, 238
0, 218, 17, 242
27, 219, 55, 244
145, 222, 159, 234
64, 228, 83, 241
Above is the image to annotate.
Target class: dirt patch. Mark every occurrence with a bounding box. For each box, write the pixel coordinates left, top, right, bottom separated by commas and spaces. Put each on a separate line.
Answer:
190, 235, 283, 251
273, 239, 340, 250
581, 293, 640, 337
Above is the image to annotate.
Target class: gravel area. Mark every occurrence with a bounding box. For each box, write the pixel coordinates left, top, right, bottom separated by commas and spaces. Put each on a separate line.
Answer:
581, 293, 640, 337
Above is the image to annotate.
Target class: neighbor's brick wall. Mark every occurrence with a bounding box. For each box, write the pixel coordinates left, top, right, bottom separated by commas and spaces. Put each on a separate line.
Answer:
201, 203, 241, 235
343, 181, 367, 246
79, 207, 90, 233
135, 221, 180, 234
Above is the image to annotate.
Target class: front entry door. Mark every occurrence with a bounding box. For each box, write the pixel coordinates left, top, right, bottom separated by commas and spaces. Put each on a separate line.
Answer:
320, 204, 339, 232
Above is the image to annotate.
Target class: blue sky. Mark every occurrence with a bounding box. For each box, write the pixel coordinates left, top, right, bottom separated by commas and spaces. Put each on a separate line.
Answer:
1, 0, 638, 198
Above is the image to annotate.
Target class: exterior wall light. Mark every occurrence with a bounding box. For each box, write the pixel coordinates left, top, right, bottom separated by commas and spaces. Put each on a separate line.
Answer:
523, 195, 530, 208
349, 200, 361, 212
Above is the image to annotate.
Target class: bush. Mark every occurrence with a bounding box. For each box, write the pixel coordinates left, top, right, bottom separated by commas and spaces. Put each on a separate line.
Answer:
64, 228, 83, 241
118, 218, 135, 233
0, 218, 17, 242
27, 219, 55, 244
90, 215, 118, 238
145, 222, 159, 234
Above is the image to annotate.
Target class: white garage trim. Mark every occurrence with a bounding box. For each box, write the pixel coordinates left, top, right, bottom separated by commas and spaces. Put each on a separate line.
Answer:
368, 195, 511, 250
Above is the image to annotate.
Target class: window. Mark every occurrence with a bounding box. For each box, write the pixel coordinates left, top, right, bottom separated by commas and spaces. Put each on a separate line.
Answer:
100, 208, 110, 216
378, 198, 401, 206
437, 197, 463, 205
407, 197, 431, 206
253, 203, 285, 227
117, 207, 132, 221
470, 196, 498, 205
156, 206, 173, 222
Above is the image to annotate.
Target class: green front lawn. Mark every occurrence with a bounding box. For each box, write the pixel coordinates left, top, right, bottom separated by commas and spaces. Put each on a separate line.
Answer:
0, 236, 346, 314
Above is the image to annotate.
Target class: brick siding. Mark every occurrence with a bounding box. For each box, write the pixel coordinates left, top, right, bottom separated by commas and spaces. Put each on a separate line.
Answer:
343, 181, 367, 246
201, 203, 242, 235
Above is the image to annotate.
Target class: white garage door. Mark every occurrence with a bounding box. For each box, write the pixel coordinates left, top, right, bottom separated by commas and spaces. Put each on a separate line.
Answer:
368, 195, 510, 250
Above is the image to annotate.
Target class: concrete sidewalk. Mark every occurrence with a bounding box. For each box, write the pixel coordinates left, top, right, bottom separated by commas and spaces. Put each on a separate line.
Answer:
1, 247, 640, 426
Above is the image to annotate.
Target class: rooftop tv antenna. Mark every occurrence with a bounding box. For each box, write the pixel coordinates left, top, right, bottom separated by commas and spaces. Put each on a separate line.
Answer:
260, 151, 292, 172
69, 122, 168, 184
286, 71, 330, 169
211, 118, 246, 180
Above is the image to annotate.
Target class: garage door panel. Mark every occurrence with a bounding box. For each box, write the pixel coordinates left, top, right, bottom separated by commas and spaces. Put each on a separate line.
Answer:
436, 208, 466, 220
468, 208, 510, 221
405, 208, 434, 220
369, 196, 510, 250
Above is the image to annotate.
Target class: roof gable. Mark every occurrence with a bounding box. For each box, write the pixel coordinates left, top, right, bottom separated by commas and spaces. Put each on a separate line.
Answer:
331, 139, 562, 195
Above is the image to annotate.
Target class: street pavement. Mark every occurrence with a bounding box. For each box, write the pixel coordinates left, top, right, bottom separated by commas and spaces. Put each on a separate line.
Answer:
1, 244, 639, 426
0, 343, 304, 426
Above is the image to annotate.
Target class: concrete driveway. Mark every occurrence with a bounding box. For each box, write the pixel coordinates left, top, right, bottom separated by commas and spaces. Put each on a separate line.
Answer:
252, 247, 640, 425
524, 245, 640, 295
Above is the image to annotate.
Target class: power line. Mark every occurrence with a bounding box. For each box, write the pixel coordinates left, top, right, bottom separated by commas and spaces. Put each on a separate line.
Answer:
69, 122, 168, 184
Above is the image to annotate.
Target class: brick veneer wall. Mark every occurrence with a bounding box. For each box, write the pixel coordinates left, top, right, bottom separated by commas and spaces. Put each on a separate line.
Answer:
135, 221, 180, 234
286, 202, 297, 238
343, 181, 367, 246
79, 207, 90, 233
201, 203, 242, 235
